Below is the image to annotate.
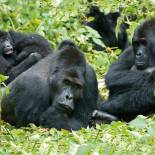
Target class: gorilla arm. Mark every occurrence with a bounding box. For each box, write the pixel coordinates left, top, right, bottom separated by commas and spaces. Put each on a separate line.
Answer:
40, 106, 83, 131
105, 47, 152, 94
0, 56, 11, 74
6, 53, 42, 84
100, 82, 155, 122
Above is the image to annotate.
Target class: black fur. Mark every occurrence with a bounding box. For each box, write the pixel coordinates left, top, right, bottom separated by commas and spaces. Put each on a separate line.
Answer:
85, 6, 130, 51
1, 40, 98, 131
0, 30, 52, 84
97, 19, 155, 122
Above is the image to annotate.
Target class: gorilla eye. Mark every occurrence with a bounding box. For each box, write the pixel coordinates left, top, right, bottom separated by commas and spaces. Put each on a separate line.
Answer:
63, 79, 71, 85
63, 79, 83, 89
141, 39, 147, 45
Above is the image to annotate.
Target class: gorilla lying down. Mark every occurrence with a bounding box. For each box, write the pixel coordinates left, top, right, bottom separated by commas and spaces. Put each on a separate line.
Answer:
1, 40, 99, 131
92, 18, 155, 124
0, 30, 52, 84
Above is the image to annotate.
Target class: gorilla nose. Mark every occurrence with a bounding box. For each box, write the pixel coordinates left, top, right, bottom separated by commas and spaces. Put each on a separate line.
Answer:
136, 50, 143, 58
136, 53, 142, 57
65, 94, 73, 100
6, 46, 13, 51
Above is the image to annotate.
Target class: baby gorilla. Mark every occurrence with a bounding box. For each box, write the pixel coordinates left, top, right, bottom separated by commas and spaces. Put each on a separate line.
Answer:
0, 30, 52, 84
1, 40, 98, 131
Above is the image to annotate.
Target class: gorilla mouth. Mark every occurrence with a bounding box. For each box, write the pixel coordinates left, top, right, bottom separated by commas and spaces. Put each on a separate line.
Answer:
57, 103, 73, 114
61, 104, 73, 113
4, 47, 13, 55
136, 62, 146, 70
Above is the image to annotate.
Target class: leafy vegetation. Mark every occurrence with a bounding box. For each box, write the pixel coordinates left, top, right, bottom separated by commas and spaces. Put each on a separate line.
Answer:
0, 0, 155, 154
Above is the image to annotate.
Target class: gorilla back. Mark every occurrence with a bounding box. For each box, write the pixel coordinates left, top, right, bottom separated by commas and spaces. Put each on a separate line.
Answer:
1, 40, 98, 130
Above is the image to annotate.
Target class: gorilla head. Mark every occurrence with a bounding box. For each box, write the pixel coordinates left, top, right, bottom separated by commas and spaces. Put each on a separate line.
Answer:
132, 19, 155, 70
0, 30, 14, 56
49, 42, 86, 115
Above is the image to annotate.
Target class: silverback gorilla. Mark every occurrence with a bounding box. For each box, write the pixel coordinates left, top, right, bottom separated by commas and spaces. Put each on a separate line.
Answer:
1, 40, 98, 130
92, 18, 155, 123
0, 30, 52, 84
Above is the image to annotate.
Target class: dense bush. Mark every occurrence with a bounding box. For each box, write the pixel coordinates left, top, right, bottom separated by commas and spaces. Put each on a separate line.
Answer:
1, 0, 155, 154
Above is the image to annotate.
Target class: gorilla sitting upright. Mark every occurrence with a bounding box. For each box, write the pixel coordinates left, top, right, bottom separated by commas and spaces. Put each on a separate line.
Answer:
92, 18, 155, 123
1, 40, 98, 131
0, 30, 52, 84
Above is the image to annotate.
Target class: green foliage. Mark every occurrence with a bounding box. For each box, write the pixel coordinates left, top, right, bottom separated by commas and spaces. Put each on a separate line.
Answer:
1, 0, 154, 77
1, 116, 155, 154
1, 0, 155, 154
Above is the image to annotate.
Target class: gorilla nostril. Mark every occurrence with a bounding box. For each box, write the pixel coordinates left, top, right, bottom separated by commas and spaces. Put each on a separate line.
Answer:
6, 45, 13, 50
136, 52, 142, 57
66, 94, 73, 100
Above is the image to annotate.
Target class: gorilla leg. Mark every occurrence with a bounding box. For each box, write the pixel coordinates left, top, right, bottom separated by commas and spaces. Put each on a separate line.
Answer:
100, 84, 155, 122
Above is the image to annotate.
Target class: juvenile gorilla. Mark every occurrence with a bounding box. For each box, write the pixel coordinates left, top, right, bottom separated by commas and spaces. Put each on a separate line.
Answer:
93, 18, 155, 122
1, 40, 98, 130
0, 30, 52, 84
85, 6, 129, 51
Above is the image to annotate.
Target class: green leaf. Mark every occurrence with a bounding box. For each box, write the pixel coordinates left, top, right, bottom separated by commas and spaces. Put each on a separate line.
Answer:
92, 38, 106, 48
129, 115, 148, 129
148, 122, 155, 136
0, 74, 8, 83
75, 144, 90, 155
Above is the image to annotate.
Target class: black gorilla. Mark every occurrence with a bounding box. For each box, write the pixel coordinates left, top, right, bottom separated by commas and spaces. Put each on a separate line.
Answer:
0, 30, 52, 84
118, 23, 130, 50
93, 18, 155, 122
85, 6, 129, 51
1, 40, 98, 130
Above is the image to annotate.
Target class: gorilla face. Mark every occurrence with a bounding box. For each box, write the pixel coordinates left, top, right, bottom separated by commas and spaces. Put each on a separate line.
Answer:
132, 19, 155, 71
49, 69, 84, 114
0, 31, 14, 56
132, 38, 149, 70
